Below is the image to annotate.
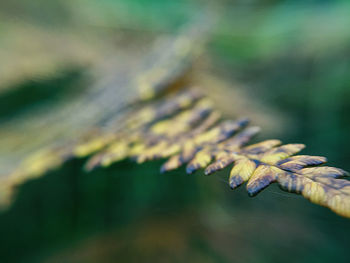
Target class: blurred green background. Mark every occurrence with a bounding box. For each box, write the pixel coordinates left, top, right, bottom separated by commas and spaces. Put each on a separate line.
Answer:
0, 0, 350, 262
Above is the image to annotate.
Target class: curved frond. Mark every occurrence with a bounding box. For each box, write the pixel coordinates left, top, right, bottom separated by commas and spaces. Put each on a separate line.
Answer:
2, 25, 349, 218
68, 88, 350, 218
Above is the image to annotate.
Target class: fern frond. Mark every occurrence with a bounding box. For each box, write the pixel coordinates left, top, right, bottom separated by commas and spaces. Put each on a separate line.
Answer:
5, 84, 350, 218
2, 23, 349, 219
77, 88, 349, 218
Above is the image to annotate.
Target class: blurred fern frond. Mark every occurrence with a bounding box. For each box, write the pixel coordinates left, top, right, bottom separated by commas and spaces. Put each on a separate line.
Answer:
1, 19, 349, 220
78, 86, 350, 218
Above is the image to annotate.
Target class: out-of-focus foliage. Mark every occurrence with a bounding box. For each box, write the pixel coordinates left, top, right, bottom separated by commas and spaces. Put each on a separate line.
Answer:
0, 23, 206, 207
